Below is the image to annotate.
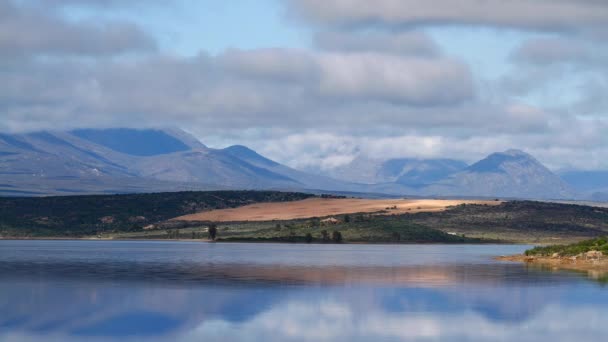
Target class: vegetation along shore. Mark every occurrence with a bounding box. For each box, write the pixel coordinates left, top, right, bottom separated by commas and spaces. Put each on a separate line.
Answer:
498, 237, 608, 282
3, 190, 608, 245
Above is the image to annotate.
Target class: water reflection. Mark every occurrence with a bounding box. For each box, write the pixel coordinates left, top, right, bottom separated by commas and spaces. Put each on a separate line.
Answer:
1, 241, 607, 341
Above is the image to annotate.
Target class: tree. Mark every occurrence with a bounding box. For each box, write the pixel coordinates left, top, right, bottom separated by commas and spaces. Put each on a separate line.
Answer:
192, 231, 196, 239
321, 230, 329, 242
288, 229, 296, 242
391, 232, 401, 242
343, 214, 351, 223
332, 231, 343, 243
208, 224, 217, 241
305, 233, 313, 243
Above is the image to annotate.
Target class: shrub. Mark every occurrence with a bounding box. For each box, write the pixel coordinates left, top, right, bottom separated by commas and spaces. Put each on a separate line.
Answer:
332, 231, 343, 243
305, 233, 313, 243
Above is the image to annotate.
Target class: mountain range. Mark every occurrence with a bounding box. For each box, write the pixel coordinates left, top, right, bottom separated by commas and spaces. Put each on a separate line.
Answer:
0, 128, 605, 200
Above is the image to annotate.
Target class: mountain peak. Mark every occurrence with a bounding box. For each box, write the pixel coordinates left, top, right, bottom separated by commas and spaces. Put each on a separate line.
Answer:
70, 128, 195, 157
467, 149, 540, 174
223, 145, 279, 167
501, 149, 531, 157
224, 145, 255, 154
424, 149, 574, 199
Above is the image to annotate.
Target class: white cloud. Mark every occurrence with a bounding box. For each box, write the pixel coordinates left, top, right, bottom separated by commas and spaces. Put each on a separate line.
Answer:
314, 30, 439, 56
0, 0, 156, 58
2, 0, 608, 171
289, 0, 608, 33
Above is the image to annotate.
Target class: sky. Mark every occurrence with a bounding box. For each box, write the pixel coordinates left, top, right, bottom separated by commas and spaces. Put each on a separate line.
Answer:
1, 0, 608, 171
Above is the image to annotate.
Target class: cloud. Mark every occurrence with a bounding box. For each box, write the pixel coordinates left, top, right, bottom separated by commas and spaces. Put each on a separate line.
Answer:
1, 0, 608, 171
510, 38, 604, 66
249, 113, 608, 172
289, 0, 608, 33
26, 0, 166, 9
0, 45, 475, 133
0, 0, 156, 58
503, 35, 608, 122
314, 30, 439, 56
316, 53, 472, 105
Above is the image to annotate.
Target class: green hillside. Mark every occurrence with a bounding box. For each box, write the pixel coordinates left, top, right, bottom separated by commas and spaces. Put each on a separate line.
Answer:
0, 191, 313, 237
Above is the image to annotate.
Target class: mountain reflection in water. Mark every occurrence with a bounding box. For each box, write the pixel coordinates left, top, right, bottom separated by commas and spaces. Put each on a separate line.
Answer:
1, 241, 607, 342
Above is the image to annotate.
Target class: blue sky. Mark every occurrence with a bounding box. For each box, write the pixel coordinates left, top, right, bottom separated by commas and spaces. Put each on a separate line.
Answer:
64, 0, 311, 55
2, 0, 608, 170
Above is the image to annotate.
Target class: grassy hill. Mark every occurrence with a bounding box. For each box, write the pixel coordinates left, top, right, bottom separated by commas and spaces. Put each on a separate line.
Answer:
409, 201, 608, 243
0, 191, 313, 237
2, 191, 608, 244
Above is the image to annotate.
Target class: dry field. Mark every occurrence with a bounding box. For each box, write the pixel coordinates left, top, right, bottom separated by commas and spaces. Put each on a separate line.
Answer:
174, 198, 500, 222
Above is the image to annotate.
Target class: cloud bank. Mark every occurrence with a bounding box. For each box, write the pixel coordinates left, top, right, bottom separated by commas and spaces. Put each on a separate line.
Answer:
1, 0, 607, 170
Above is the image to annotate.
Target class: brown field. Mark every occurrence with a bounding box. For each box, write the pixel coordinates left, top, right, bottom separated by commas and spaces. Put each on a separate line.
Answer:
174, 198, 501, 222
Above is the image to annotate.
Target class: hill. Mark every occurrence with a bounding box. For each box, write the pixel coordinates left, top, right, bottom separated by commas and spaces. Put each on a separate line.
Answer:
2, 190, 608, 244
0, 129, 361, 196
409, 201, 608, 243
422, 150, 574, 199
0, 191, 313, 237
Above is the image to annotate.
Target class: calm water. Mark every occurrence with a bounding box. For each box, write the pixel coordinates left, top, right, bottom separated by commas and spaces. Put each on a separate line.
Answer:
1, 241, 607, 341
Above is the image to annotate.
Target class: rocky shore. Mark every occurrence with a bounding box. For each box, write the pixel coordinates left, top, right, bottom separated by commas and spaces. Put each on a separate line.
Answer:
497, 251, 608, 274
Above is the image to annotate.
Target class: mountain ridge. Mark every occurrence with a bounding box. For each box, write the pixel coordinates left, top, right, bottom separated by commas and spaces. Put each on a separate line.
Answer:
424, 149, 574, 199
0, 128, 597, 200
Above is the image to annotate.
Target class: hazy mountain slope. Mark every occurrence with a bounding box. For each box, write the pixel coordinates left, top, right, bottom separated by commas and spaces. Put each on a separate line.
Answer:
221, 145, 376, 191
323, 156, 468, 185
559, 171, 608, 192
0, 132, 131, 179
422, 150, 574, 199
0, 129, 345, 195
134, 149, 301, 189
0, 129, 588, 200
223, 145, 280, 168
71, 128, 194, 157
382, 159, 468, 186
323, 156, 386, 184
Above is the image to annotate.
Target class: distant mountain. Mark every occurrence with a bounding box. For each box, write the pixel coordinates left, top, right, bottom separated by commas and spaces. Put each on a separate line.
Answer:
422, 150, 574, 199
381, 159, 468, 186
325, 156, 467, 185
70, 128, 201, 156
223, 145, 281, 168
318, 156, 383, 184
0, 129, 589, 200
221, 145, 366, 191
0, 128, 368, 196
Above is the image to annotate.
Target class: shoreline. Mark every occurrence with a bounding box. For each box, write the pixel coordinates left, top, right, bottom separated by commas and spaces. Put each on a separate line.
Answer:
0, 237, 212, 243
0, 237, 514, 246
496, 254, 608, 273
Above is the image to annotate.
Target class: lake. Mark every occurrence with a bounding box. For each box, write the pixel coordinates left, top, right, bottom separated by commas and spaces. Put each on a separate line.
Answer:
1, 241, 607, 341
